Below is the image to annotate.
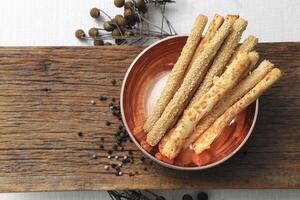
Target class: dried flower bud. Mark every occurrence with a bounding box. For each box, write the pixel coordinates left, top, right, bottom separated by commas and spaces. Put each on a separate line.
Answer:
112, 28, 122, 37
114, 0, 125, 8
90, 8, 100, 18
115, 15, 126, 26
75, 29, 86, 39
88, 28, 99, 37
124, 8, 134, 20
93, 39, 104, 46
135, 0, 145, 9
103, 21, 114, 32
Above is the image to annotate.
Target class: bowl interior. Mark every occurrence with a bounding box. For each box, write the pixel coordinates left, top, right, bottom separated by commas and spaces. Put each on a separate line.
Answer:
121, 36, 257, 170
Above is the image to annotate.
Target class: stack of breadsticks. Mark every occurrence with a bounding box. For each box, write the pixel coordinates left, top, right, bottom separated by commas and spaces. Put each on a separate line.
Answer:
142, 14, 282, 164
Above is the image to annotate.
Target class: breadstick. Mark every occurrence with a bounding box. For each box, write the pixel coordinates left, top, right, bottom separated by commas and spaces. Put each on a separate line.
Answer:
183, 59, 274, 149
230, 35, 258, 63
189, 18, 248, 106
143, 15, 208, 133
188, 14, 224, 67
159, 53, 251, 159
193, 68, 282, 154
146, 18, 234, 146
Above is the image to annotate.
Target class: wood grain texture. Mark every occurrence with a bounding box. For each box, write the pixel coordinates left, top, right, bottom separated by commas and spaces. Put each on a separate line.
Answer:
0, 43, 298, 192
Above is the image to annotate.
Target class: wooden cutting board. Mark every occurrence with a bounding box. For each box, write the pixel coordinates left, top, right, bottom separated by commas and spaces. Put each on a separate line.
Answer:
0, 43, 299, 192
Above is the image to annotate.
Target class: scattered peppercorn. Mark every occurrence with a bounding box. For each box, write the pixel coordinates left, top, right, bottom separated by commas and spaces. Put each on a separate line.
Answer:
92, 154, 97, 159
101, 137, 105, 142
140, 156, 145, 162
104, 165, 110, 170
100, 95, 108, 101
182, 194, 193, 200
100, 144, 104, 150
77, 131, 83, 137
111, 79, 117, 85
106, 121, 111, 126
143, 167, 148, 171
91, 100, 96, 105
197, 192, 208, 200
108, 150, 113, 155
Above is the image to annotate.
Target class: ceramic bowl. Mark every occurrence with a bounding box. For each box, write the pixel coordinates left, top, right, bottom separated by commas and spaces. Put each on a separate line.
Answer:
120, 35, 258, 170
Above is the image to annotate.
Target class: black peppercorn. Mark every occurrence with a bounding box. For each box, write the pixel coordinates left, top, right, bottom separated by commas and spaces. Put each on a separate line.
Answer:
111, 79, 117, 85
197, 192, 208, 200
182, 194, 193, 200
77, 131, 83, 137
106, 121, 111, 126
108, 150, 113, 155
99, 95, 107, 101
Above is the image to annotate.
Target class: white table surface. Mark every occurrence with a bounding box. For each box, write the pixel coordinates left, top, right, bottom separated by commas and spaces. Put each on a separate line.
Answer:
0, 0, 299, 199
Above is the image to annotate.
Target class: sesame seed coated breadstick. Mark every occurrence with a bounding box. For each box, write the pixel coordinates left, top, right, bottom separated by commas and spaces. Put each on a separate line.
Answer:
183, 59, 274, 150
159, 53, 251, 159
146, 18, 234, 146
193, 68, 282, 154
188, 14, 224, 68
230, 35, 258, 63
189, 18, 248, 106
143, 15, 208, 133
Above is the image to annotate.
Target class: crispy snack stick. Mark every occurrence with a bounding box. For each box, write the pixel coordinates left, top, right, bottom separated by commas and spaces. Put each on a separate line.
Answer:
188, 14, 224, 67
159, 53, 251, 159
143, 15, 208, 133
183, 58, 274, 149
230, 35, 258, 63
193, 68, 282, 154
189, 18, 248, 106
146, 18, 234, 146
